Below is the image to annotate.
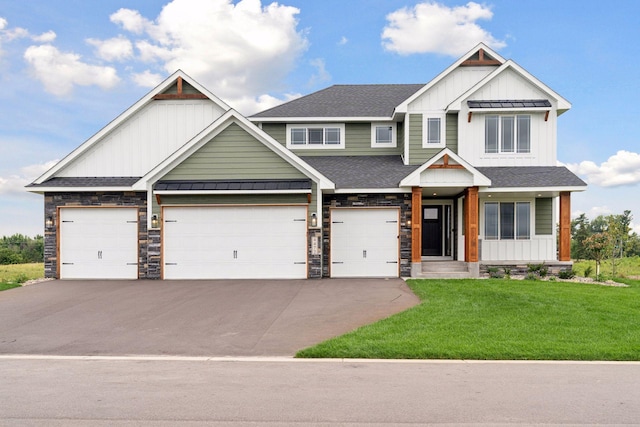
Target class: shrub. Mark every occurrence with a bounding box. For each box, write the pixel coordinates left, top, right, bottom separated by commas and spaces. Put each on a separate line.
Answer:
584, 265, 593, 278
487, 267, 504, 279
502, 267, 511, 279
527, 263, 548, 278
525, 272, 538, 281
558, 269, 576, 280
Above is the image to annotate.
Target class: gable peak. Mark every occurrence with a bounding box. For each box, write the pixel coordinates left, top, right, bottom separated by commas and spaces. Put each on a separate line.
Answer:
461, 47, 502, 67
153, 76, 209, 100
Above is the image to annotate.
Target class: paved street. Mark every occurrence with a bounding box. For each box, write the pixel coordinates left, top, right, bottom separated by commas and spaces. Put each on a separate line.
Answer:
1, 356, 639, 426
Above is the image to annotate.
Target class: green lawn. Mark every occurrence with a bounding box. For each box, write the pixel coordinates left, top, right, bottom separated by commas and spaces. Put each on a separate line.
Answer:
573, 256, 640, 278
0, 263, 44, 290
297, 278, 640, 360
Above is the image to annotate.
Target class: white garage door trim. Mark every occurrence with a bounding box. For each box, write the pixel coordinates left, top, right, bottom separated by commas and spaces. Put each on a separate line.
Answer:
330, 208, 400, 278
162, 205, 308, 280
58, 207, 139, 279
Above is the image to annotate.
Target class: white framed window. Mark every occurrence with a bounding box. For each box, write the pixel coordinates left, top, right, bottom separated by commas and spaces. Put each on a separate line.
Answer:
484, 201, 530, 240
422, 114, 445, 147
371, 122, 397, 147
485, 115, 531, 153
286, 124, 345, 149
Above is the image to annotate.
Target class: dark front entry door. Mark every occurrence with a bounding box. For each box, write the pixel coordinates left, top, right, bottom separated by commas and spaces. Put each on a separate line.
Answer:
422, 205, 443, 256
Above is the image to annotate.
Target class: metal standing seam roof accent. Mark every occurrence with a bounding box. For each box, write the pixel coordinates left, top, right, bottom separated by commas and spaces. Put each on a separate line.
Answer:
251, 84, 425, 118
467, 99, 552, 109
26, 177, 141, 187
154, 179, 312, 191
476, 166, 586, 188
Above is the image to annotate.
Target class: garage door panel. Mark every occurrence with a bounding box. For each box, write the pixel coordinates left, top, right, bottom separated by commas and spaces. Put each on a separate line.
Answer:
163, 206, 307, 279
330, 208, 399, 278
59, 208, 139, 279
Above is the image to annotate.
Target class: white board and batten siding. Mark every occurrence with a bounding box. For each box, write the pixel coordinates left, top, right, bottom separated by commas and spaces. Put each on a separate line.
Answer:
162, 205, 308, 280
330, 208, 400, 278
457, 68, 558, 167
58, 100, 225, 177
59, 208, 139, 279
481, 237, 556, 262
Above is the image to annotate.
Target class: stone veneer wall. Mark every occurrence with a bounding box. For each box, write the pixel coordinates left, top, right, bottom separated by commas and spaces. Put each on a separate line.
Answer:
44, 192, 148, 279
307, 227, 322, 279
322, 193, 412, 277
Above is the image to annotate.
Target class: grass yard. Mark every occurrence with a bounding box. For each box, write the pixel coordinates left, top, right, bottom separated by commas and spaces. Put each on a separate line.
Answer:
0, 263, 45, 290
297, 278, 640, 361
573, 256, 640, 279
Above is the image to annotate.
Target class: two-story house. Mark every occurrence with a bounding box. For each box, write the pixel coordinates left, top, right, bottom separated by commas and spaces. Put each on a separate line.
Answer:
28, 43, 586, 280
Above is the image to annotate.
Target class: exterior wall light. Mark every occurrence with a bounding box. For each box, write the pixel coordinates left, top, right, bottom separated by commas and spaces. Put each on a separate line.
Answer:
151, 214, 159, 229
310, 213, 318, 227
407, 219, 411, 227
45, 216, 54, 229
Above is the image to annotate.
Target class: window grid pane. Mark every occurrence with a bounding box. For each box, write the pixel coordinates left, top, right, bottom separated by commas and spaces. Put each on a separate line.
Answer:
517, 115, 530, 153
291, 128, 306, 145
375, 126, 393, 144
500, 202, 515, 240
485, 202, 499, 240
501, 116, 514, 152
427, 118, 441, 144
325, 128, 341, 145
308, 128, 323, 144
485, 116, 498, 153
516, 202, 530, 239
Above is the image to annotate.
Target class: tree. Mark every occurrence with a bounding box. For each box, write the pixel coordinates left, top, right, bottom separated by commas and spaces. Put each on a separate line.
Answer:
571, 213, 591, 260
584, 232, 611, 281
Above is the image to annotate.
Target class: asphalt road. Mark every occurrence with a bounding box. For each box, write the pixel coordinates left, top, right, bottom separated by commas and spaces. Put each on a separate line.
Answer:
1, 356, 639, 426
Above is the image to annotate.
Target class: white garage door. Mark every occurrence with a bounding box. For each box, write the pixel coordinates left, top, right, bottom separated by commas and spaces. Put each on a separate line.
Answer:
330, 208, 399, 278
163, 206, 308, 279
59, 208, 139, 279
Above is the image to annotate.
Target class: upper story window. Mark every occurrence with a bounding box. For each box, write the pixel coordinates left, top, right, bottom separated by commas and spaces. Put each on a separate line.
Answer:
371, 122, 397, 147
286, 124, 345, 149
485, 115, 530, 154
484, 201, 531, 240
422, 114, 445, 148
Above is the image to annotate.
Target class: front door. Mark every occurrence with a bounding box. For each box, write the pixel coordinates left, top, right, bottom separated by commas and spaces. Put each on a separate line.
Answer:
422, 205, 443, 256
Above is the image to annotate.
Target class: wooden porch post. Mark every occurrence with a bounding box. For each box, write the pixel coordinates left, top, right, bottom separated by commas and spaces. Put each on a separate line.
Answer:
464, 186, 479, 262
559, 191, 571, 261
411, 187, 422, 263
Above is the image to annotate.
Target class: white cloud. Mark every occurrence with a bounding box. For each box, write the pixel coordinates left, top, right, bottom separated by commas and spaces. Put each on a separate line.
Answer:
32, 30, 56, 43
308, 58, 331, 86
0, 160, 58, 196
132, 69, 164, 87
24, 45, 120, 96
87, 35, 133, 61
566, 150, 640, 188
232, 92, 301, 116
116, 0, 308, 113
382, 1, 506, 56
338, 36, 348, 46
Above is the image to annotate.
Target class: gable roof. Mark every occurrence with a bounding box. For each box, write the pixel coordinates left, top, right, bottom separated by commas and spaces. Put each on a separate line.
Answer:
399, 148, 491, 187
137, 109, 334, 191
250, 84, 424, 120
30, 70, 231, 186
446, 60, 572, 114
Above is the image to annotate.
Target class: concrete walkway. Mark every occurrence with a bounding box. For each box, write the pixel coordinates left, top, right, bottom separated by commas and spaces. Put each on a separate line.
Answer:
0, 278, 419, 356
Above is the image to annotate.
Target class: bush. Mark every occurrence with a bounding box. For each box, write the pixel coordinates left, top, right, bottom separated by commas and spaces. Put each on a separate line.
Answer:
558, 269, 576, 280
584, 265, 593, 278
487, 267, 504, 279
525, 272, 538, 281
527, 263, 549, 278
0, 248, 23, 265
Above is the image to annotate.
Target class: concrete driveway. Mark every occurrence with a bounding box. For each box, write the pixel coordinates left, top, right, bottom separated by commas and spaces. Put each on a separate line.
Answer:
0, 279, 419, 357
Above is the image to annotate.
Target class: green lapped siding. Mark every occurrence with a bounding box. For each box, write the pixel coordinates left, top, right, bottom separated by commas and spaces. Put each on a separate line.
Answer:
163, 123, 306, 180
156, 122, 318, 219
408, 113, 459, 165
260, 122, 401, 156
535, 198, 553, 235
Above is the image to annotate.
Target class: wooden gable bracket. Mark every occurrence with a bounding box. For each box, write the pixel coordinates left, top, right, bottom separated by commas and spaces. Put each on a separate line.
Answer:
153, 76, 209, 100
428, 153, 465, 169
544, 110, 550, 122
461, 48, 502, 67
468, 111, 473, 123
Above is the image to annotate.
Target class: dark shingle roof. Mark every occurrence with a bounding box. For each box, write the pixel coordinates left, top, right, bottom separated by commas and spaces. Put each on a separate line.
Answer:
476, 167, 586, 188
302, 156, 419, 189
27, 177, 141, 188
154, 179, 312, 191
468, 99, 551, 109
251, 84, 425, 118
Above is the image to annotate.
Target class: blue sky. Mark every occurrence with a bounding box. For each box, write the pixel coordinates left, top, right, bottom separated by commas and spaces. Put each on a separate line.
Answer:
1, 0, 639, 236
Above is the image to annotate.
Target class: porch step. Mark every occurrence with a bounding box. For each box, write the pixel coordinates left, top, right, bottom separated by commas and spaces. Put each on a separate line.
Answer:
418, 261, 472, 279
